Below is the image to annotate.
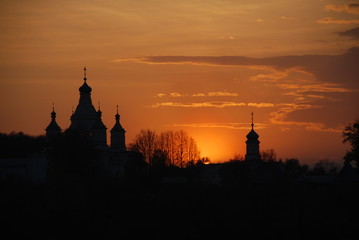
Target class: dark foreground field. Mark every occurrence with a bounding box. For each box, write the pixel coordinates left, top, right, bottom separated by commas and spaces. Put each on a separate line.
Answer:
2, 179, 359, 240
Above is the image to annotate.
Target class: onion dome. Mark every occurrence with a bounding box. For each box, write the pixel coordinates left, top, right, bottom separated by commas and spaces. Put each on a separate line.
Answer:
79, 66, 92, 93
246, 128, 259, 139
111, 106, 126, 133
46, 105, 61, 137
246, 112, 260, 141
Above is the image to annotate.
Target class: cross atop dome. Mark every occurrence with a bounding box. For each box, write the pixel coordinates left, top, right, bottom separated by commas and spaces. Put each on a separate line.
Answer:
79, 66, 92, 94
245, 112, 260, 162
251, 112, 254, 130
83, 66, 87, 81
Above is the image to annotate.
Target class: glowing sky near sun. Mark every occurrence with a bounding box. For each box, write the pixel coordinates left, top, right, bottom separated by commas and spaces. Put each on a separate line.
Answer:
0, 0, 358, 164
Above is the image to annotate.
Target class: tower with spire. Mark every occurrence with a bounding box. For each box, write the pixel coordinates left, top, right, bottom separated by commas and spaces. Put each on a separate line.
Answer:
245, 112, 261, 162
70, 67, 99, 132
68, 67, 108, 149
110, 106, 126, 152
45, 104, 61, 138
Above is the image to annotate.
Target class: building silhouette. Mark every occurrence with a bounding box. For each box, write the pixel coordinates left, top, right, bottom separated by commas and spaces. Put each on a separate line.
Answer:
45, 105, 61, 139
245, 112, 260, 162
45, 67, 129, 178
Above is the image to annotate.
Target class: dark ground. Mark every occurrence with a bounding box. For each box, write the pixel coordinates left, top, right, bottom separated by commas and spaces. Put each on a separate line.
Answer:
1, 179, 359, 240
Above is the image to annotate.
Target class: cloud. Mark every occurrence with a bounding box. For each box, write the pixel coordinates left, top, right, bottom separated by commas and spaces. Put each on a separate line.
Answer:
277, 83, 354, 93
192, 93, 206, 97
249, 68, 292, 82
165, 101, 341, 133
155, 93, 166, 98
151, 101, 246, 108
193, 91, 239, 97
317, 17, 359, 24
338, 26, 359, 40
325, 3, 359, 15
248, 103, 275, 108
150, 101, 275, 108
155, 92, 184, 98
115, 47, 359, 88
172, 122, 267, 130
170, 92, 183, 97
268, 103, 342, 133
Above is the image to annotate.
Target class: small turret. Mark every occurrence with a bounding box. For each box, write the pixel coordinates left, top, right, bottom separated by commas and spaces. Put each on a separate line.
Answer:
45, 104, 61, 138
245, 112, 261, 162
110, 105, 126, 152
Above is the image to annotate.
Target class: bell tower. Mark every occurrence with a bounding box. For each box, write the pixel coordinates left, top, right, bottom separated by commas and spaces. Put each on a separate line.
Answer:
45, 104, 61, 138
110, 106, 126, 152
245, 112, 261, 162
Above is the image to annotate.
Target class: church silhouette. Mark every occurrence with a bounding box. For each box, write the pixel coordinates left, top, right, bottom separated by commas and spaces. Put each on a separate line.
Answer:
45, 67, 129, 178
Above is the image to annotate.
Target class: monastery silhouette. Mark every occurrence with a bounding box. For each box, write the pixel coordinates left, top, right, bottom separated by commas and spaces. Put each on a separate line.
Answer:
45, 67, 130, 178
1, 67, 286, 183
46, 67, 126, 152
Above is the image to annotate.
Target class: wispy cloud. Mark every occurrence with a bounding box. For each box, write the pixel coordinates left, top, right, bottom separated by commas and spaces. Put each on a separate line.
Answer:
248, 103, 275, 108
150, 101, 275, 108
268, 103, 342, 133
114, 47, 359, 88
277, 83, 354, 93
151, 101, 246, 108
317, 17, 359, 24
325, 3, 359, 15
193, 91, 239, 97
249, 68, 293, 82
172, 122, 267, 130
338, 27, 359, 40
155, 92, 184, 98
155, 93, 166, 98
170, 92, 183, 97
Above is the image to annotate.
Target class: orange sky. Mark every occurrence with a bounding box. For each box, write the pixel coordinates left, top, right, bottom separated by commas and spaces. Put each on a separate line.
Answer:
1, 0, 359, 164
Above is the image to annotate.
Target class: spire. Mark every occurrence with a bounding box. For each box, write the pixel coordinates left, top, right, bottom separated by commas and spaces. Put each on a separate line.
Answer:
110, 105, 126, 151
70, 67, 97, 131
246, 112, 259, 139
51, 102, 56, 120
46, 104, 61, 137
251, 112, 254, 130
111, 105, 125, 133
79, 66, 92, 94
115, 105, 120, 120
245, 112, 260, 162
83, 66, 87, 82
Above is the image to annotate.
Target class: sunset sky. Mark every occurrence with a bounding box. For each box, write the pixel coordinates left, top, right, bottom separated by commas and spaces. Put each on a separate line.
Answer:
1, 0, 358, 164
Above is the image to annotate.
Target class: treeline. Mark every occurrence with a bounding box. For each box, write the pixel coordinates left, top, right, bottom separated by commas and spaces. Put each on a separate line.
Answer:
231, 148, 341, 178
0, 132, 46, 158
128, 129, 207, 168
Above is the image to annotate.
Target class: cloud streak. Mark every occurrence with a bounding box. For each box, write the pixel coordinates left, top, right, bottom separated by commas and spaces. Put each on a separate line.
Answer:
268, 103, 342, 133
172, 122, 267, 130
325, 3, 359, 15
317, 17, 359, 24
115, 47, 359, 87
338, 27, 359, 40
193, 91, 239, 97
151, 101, 275, 108
277, 83, 354, 93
